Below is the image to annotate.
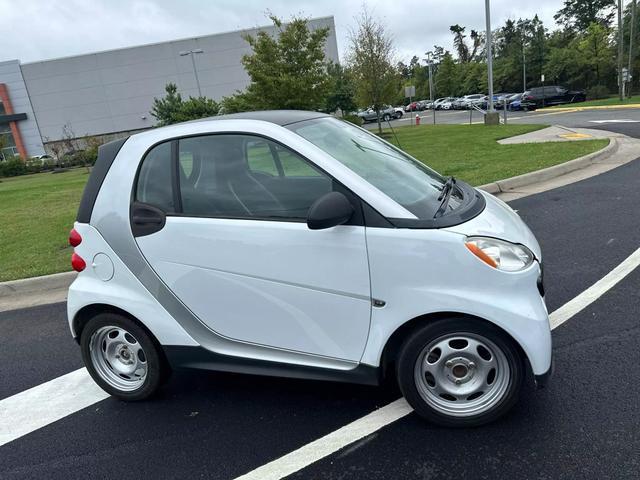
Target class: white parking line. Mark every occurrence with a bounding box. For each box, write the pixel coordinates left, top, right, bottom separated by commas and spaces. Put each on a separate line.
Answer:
0, 368, 107, 447
548, 247, 640, 329
235, 398, 413, 480
1, 247, 639, 455
233, 246, 640, 480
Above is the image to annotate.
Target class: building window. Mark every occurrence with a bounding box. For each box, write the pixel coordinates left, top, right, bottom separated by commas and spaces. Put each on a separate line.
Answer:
0, 125, 18, 161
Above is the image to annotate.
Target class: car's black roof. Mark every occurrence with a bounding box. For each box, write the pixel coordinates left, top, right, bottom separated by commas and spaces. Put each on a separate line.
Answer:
193, 110, 330, 126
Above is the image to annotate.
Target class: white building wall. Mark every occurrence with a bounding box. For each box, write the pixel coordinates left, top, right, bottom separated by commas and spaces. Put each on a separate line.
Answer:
20, 16, 339, 142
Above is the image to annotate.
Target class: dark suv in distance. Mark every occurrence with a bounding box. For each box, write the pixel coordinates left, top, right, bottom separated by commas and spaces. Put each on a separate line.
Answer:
521, 86, 586, 109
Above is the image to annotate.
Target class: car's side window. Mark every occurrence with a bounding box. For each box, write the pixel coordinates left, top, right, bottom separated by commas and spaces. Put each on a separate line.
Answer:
178, 134, 332, 220
135, 141, 174, 212
246, 139, 279, 176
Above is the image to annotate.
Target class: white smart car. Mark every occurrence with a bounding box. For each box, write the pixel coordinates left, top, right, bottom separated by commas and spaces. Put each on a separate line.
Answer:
67, 111, 552, 427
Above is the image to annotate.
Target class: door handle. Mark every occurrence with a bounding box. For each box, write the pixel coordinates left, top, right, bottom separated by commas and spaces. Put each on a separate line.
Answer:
130, 202, 166, 237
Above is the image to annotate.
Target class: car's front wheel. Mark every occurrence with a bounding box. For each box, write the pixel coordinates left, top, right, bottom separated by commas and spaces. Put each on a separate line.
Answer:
81, 313, 169, 401
382, 113, 391, 122
396, 318, 524, 427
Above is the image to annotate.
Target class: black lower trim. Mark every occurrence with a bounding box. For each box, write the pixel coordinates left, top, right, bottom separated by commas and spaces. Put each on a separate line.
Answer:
534, 358, 554, 389
164, 346, 381, 386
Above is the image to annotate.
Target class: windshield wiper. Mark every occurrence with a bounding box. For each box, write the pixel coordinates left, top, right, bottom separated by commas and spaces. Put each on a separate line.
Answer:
350, 139, 405, 161
433, 176, 456, 218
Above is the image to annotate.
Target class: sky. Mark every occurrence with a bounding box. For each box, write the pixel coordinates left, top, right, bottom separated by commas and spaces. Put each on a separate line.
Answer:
0, 0, 565, 64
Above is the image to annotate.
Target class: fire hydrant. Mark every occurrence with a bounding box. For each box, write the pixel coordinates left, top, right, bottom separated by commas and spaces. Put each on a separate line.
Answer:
415, 114, 421, 126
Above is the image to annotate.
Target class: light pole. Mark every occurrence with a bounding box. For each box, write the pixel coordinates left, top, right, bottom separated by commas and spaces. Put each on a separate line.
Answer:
425, 51, 435, 124
179, 48, 204, 97
618, 0, 624, 101
521, 26, 527, 92
628, 0, 637, 97
484, 0, 498, 124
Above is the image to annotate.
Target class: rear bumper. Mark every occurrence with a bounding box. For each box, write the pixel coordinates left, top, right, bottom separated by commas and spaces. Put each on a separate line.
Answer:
534, 357, 554, 389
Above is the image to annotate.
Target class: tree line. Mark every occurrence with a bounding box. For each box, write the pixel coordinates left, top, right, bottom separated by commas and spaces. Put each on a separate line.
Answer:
152, 1, 640, 131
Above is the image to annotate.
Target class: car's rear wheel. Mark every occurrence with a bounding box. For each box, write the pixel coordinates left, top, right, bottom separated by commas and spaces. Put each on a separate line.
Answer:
382, 113, 391, 122
81, 313, 168, 401
396, 318, 524, 427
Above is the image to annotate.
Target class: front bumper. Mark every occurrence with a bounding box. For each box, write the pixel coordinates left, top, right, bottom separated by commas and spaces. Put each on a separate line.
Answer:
534, 357, 554, 389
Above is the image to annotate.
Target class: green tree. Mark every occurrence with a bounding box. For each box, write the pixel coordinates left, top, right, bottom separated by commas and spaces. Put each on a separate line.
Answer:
324, 62, 357, 114
226, 15, 331, 112
434, 51, 459, 96
554, 0, 616, 31
151, 83, 219, 125
347, 7, 398, 133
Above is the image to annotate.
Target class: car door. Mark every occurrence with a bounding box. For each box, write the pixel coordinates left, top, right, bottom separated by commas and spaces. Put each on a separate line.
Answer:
132, 133, 372, 362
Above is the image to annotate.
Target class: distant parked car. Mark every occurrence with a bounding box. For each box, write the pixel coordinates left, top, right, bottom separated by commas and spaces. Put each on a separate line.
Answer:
440, 97, 458, 110
507, 93, 536, 111
521, 86, 586, 108
457, 94, 485, 109
357, 105, 397, 123
433, 97, 457, 110
404, 101, 420, 112
416, 100, 431, 111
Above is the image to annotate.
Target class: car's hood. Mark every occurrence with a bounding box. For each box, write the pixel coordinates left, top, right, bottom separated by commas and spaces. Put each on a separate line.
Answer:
444, 190, 542, 260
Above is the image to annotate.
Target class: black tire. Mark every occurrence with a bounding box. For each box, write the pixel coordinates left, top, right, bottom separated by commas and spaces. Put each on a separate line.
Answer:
383, 113, 391, 122
395, 112, 403, 119
80, 312, 169, 401
396, 317, 524, 427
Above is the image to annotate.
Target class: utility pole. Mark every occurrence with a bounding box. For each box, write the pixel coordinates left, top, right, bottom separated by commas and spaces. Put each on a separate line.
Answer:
618, 0, 624, 101
425, 51, 435, 124
628, 0, 637, 97
484, 0, 499, 124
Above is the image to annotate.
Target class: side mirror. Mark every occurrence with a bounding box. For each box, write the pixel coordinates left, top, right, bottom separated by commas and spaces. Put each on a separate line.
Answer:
307, 192, 354, 230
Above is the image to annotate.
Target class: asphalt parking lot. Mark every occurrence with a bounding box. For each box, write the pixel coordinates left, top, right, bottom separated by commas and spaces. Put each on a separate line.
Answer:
1, 120, 639, 479
363, 105, 640, 130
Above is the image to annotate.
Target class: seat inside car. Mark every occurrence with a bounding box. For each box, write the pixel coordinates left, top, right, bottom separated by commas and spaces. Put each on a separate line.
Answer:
180, 136, 284, 218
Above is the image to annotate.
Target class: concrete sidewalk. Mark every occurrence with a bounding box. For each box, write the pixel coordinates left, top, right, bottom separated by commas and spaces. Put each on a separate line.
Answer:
487, 126, 640, 201
498, 125, 624, 144
0, 271, 76, 313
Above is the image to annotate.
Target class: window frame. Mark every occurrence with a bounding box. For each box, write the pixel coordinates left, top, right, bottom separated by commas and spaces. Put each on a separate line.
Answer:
131, 131, 366, 226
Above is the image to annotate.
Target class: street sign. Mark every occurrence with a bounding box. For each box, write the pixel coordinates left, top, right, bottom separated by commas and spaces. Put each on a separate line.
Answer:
405, 86, 416, 98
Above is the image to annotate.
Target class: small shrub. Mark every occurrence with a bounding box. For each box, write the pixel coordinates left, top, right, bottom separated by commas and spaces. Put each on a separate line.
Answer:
587, 85, 610, 100
342, 114, 363, 126
0, 158, 28, 177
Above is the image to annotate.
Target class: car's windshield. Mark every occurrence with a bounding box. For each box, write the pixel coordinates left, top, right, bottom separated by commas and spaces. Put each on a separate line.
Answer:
287, 117, 464, 219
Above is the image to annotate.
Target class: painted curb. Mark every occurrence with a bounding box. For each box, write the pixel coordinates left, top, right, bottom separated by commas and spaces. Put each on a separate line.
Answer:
543, 103, 640, 112
478, 138, 617, 193
0, 271, 76, 298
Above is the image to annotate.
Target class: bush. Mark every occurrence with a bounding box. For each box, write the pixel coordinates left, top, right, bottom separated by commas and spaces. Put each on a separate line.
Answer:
0, 158, 28, 177
342, 114, 363, 126
587, 85, 610, 100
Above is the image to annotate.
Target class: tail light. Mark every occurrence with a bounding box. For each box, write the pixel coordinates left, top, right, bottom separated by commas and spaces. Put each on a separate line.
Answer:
69, 228, 82, 247
71, 253, 86, 272
69, 228, 85, 271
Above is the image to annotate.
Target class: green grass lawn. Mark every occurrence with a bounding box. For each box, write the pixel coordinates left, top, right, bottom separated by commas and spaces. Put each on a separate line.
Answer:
0, 125, 608, 281
0, 168, 88, 282
546, 94, 640, 109
385, 124, 608, 186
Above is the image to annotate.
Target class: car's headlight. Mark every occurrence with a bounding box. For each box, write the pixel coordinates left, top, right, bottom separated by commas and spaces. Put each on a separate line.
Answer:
465, 237, 534, 272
